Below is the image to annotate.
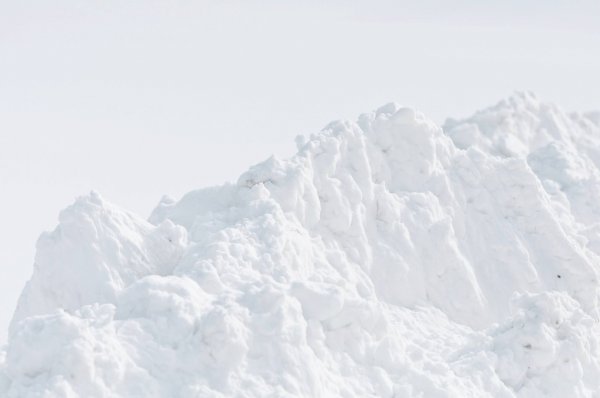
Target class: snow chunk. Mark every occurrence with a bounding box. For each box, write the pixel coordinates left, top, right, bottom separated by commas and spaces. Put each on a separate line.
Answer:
4, 94, 600, 397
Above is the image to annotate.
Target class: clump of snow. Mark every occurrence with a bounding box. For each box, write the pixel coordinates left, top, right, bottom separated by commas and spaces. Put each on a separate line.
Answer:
3, 93, 600, 397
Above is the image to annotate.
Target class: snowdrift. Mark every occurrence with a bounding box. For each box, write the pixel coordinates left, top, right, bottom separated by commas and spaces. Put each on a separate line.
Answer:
3, 93, 600, 397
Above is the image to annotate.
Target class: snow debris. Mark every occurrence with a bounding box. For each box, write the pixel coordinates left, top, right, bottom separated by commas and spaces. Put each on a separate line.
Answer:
3, 93, 600, 397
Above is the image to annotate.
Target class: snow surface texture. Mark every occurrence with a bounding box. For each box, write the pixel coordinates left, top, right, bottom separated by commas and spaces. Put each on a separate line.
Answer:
3, 93, 600, 397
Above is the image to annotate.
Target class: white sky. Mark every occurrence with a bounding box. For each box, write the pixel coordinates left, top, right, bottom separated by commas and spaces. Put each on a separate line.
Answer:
1, 0, 599, 343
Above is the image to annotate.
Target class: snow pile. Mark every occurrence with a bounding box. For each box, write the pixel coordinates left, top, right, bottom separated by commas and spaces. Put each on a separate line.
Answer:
3, 93, 600, 397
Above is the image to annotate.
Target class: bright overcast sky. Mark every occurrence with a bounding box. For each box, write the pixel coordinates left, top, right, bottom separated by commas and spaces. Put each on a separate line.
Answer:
0, 0, 599, 343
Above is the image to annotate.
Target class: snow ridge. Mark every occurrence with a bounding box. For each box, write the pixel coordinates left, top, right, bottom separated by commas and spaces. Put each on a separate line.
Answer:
3, 93, 600, 397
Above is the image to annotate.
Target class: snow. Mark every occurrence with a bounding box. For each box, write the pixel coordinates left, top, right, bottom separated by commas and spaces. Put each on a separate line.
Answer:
3, 93, 600, 397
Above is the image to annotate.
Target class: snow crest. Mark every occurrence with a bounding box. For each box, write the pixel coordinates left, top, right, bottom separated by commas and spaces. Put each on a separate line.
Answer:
3, 93, 600, 397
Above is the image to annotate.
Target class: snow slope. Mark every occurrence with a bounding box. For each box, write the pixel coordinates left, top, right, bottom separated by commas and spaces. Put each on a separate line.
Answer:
3, 93, 600, 397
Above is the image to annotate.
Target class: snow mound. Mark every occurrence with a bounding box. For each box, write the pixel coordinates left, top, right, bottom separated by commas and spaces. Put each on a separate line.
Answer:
3, 93, 600, 397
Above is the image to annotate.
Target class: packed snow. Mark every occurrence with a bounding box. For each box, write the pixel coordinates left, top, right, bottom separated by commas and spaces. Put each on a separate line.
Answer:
3, 93, 600, 397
